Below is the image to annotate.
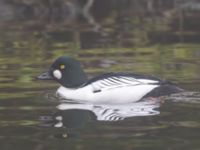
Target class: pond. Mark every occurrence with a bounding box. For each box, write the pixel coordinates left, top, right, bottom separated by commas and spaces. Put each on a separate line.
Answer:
0, 0, 200, 150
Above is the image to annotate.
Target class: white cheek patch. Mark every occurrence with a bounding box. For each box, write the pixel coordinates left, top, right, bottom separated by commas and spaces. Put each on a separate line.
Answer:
53, 70, 62, 79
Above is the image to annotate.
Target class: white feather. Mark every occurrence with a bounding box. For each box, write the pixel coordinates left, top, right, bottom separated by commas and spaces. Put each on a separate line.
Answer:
137, 79, 159, 84
53, 70, 62, 79
91, 84, 158, 103
56, 75, 160, 104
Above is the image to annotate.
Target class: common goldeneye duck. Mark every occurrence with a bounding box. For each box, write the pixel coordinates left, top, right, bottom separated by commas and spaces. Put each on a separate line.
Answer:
37, 56, 184, 104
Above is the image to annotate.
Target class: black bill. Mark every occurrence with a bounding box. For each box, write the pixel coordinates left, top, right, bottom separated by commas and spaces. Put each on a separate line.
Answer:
37, 71, 54, 80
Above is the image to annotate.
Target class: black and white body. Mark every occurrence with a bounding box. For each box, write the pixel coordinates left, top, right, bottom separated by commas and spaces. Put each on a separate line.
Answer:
38, 56, 183, 104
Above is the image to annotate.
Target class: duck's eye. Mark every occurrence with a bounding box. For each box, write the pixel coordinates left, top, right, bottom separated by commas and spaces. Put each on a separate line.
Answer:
60, 64, 65, 70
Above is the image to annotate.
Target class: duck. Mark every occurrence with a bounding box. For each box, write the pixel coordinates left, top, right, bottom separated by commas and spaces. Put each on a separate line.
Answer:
37, 56, 184, 104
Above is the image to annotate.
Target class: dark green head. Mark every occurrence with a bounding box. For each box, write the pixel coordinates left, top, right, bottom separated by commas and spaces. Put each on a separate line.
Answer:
38, 56, 87, 88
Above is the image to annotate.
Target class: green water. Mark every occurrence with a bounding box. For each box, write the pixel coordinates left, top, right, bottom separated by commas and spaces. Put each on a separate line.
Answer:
0, 0, 200, 150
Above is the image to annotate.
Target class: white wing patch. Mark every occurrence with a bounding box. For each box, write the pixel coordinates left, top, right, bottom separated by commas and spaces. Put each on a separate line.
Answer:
91, 76, 159, 93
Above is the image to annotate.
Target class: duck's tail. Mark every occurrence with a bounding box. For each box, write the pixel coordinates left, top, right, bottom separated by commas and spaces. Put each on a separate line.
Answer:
143, 84, 184, 98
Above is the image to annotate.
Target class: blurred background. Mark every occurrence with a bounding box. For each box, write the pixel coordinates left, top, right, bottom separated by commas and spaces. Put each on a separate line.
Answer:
0, 0, 200, 150
0, 0, 200, 87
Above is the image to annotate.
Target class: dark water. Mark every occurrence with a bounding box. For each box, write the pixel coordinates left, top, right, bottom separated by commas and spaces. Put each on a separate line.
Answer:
0, 0, 200, 150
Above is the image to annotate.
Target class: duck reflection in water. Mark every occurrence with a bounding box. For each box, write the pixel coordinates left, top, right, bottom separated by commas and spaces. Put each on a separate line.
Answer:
56, 99, 160, 122
40, 108, 95, 139
40, 93, 161, 139
41, 98, 160, 126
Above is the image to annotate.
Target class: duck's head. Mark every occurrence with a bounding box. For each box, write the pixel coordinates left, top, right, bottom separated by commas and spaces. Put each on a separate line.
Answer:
37, 56, 87, 88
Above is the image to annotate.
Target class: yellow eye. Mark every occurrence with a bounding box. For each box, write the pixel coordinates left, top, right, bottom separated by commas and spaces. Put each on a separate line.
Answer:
60, 64, 65, 70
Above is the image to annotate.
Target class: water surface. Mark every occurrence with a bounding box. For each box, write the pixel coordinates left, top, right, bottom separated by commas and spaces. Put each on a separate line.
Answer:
0, 0, 200, 150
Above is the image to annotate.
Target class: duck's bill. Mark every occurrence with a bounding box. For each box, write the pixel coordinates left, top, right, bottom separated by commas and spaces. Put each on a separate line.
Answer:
37, 71, 54, 80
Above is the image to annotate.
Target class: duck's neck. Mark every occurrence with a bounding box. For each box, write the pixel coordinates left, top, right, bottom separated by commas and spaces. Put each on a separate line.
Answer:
61, 69, 88, 88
